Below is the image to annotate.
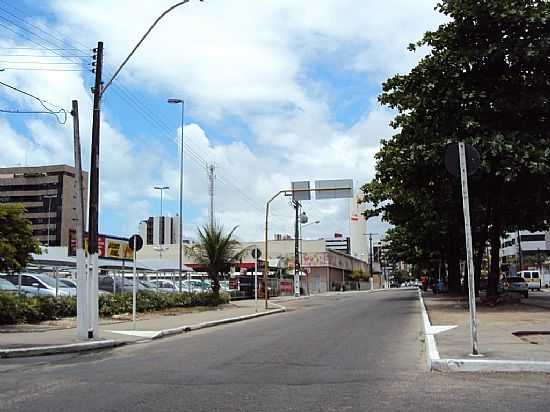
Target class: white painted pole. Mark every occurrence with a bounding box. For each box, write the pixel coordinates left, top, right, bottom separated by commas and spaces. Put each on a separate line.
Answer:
76, 249, 87, 339
88, 253, 99, 339
458, 141, 480, 356
132, 245, 137, 329
255, 254, 258, 313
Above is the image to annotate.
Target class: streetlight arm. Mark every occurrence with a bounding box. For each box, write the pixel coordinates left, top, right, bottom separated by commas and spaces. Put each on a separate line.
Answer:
101, 0, 202, 97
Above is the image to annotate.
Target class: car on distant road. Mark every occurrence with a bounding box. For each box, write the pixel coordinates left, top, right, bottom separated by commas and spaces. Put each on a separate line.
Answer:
518, 270, 541, 291
501, 276, 528, 298
432, 280, 448, 294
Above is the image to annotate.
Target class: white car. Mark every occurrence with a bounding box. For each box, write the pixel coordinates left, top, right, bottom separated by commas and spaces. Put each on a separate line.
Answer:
1, 273, 75, 297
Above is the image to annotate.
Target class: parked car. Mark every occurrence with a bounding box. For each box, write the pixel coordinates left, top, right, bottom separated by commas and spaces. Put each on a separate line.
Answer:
518, 270, 541, 291
501, 277, 528, 298
1, 273, 75, 296
58, 278, 111, 295
0, 277, 17, 293
98, 276, 145, 293
147, 279, 179, 293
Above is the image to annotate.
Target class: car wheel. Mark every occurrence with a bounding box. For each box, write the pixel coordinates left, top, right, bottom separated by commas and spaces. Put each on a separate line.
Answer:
523, 292, 528, 298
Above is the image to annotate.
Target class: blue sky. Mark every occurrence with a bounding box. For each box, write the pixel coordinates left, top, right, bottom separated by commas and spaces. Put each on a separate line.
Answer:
0, 0, 445, 242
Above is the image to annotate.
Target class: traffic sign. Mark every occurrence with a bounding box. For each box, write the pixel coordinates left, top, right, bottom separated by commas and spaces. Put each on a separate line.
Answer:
251, 248, 262, 259
445, 143, 480, 177
128, 234, 143, 251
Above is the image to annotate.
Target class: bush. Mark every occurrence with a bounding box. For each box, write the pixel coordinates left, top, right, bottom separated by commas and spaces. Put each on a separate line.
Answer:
0, 291, 230, 325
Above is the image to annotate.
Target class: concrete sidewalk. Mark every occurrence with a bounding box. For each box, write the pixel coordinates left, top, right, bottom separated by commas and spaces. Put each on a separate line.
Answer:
422, 291, 550, 370
0, 299, 280, 355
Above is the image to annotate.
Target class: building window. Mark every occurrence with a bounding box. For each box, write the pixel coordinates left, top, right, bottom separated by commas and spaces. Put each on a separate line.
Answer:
520, 234, 545, 242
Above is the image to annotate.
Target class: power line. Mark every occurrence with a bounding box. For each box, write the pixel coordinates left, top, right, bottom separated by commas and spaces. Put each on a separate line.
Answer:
0, 67, 90, 71
0, 60, 86, 64
0, 54, 91, 58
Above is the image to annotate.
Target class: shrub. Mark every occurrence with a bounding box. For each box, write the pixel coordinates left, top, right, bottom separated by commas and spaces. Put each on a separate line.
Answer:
0, 290, 230, 325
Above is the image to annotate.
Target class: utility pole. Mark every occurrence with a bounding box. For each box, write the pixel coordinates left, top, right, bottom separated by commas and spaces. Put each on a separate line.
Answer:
294, 200, 300, 296
208, 163, 215, 228
88, 41, 104, 339
365, 233, 377, 286
517, 230, 523, 271
72, 100, 88, 340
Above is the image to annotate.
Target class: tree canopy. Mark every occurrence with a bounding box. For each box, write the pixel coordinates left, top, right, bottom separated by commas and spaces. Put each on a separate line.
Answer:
0, 204, 41, 273
362, 0, 550, 298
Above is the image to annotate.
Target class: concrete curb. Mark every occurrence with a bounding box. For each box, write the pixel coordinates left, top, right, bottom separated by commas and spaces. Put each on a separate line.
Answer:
151, 307, 286, 340
418, 290, 550, 373
0, 340, 122, 359
0, 306, 286, 359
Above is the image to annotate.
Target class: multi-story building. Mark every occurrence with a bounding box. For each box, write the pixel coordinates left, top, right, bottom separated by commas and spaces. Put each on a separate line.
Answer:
0, 165, 88, 247
139, 216, 181, 246
500, 230, 550, 273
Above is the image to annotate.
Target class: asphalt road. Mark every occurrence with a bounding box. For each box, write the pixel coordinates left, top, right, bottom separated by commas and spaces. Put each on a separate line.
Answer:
1, 289, 549, 411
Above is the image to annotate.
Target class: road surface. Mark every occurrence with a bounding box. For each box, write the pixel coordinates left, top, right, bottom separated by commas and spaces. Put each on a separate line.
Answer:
1, 289, 549, 411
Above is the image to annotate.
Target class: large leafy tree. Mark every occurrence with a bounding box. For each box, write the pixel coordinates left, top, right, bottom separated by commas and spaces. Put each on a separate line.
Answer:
363, 0, 550, 299
0, 204, 41, 272
186, 224, 243, 297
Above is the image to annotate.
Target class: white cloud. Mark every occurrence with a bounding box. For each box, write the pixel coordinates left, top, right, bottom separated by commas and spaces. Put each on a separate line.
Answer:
0, 0, 446, 243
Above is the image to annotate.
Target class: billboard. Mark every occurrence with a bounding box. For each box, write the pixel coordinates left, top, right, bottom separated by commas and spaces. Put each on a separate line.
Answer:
315, 179, 353, 200
68, 230, 134, 260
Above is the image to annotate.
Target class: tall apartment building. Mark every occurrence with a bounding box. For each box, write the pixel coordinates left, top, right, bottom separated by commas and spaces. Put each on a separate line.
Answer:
139, 216, 180, 246
0, 165, 88, 247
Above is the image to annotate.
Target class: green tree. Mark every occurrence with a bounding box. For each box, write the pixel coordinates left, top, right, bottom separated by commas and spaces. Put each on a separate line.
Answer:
363, 0, 550, 299
186, 224, 243, 297
0, 204, 41, 272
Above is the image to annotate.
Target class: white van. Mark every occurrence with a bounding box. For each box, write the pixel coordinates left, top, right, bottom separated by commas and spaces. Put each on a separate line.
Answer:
518, 270, 542, 291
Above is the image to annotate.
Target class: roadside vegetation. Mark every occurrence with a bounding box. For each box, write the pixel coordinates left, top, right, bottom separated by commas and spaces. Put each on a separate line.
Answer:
0, 291, 229, 325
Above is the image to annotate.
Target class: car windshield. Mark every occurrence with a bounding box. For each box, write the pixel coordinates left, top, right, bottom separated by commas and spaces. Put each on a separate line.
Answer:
59, 279, 76, 288
0, 278, 16, 289
523, 273, 531, 278
506, 277, 524, 283
34, 275, 59, 288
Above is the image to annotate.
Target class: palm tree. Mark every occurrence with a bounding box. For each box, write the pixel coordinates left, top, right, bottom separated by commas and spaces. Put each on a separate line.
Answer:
186, 224, 243, 297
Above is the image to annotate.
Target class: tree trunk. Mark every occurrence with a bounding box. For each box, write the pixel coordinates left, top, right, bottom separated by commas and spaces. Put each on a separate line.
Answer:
447, 252, 461, 295
210, 271, 220, 298
488, 223, 501, 302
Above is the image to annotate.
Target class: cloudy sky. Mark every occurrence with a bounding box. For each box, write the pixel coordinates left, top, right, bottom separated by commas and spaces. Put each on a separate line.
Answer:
0, 0, 445, 242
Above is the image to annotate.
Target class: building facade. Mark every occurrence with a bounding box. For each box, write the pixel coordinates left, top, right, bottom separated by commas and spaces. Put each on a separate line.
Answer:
139, 216, 180, 246
137, 237, 370, 294
500, 230, 550, 274
0, 165, 88, 247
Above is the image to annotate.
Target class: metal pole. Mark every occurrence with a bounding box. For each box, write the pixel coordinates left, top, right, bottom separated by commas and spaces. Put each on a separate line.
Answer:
458, 141, 480, 356
132, 242, 137, 329
47, 197, 51, 248
294, 201, 300, 297
180, 102, 187, 295
255, 252, 258, 313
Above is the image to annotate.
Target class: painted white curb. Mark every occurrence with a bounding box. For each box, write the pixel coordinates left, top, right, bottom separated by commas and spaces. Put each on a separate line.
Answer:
149, 306, 286, 340
418, 290, 550, 373
0, 339, 119, 359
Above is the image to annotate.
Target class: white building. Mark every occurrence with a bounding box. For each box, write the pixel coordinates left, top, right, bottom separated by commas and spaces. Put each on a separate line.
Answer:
139, 216, 181, 246
500, 230, 550, 274
349, 192, 368, 260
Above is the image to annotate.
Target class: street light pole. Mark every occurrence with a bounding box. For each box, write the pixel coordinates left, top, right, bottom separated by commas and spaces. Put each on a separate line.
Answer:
43, 195, 56, 248
300, 220, 319, 296
167, 98, 185, 293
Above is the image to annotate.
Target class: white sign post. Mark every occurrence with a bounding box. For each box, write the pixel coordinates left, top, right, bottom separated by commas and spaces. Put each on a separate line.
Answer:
132, 245, 137, 329
458, 142, 480, 356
